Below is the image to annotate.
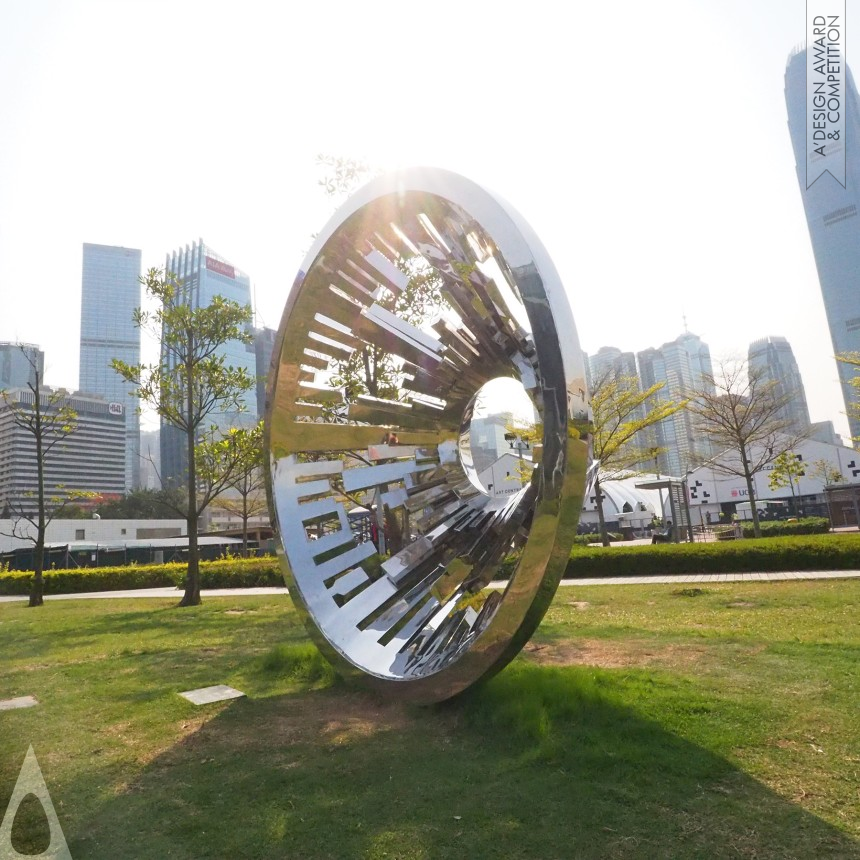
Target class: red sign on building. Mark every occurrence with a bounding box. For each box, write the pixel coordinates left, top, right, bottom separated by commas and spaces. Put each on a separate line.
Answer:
205, 256, 235, 279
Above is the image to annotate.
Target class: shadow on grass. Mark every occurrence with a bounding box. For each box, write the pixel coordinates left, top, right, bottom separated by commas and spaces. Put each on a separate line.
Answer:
47, 661, 860, 860
0, 599, 301, 666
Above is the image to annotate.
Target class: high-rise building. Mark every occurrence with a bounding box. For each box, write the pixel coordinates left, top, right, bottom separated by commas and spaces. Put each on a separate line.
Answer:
810, 419, 842, 446
785, 48, 860, 440
139, 428, 161, 490
159, 240, 255, 486
587, 345, 651, 459
637, 332, 714, 476
748, 336, 811, 435
636, 346, 677, 475
253, 326, 277, 418
79, 243, 141, 491
0, 388, 126, 517
588, 346, 639, 385
582, 350, 593, 394
0, 343, 44, 389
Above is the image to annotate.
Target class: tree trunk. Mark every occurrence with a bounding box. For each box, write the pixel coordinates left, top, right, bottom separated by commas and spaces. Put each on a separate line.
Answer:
792, 474, 804, 517
241, 491, 249, 558
30, 375, 45, 608
180, 507, 202, 606
741, 451, 761, 538
594, 475, 610, 547
179, 355, 202, 607
383, 504, 403, 554
30, 534, 45, 608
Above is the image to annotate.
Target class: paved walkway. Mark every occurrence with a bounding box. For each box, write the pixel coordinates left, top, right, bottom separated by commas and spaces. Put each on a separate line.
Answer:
554, 570, 860, 586
0, 586, 290, 604
2, 570, 860, 603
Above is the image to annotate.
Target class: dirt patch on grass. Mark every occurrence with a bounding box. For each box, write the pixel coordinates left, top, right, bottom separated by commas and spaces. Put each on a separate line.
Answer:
201, 689, 413, 751
526, 639, 713, 670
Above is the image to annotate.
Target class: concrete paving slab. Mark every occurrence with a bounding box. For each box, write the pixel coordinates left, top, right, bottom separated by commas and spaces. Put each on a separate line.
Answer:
179, 685, 245, 706
0, 695, 38, 711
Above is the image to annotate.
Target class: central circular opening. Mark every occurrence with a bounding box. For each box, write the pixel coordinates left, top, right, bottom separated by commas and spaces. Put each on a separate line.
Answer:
459, 377, 538, 498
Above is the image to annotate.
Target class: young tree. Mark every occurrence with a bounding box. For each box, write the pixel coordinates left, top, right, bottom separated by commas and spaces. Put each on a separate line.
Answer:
809, 458, 843, 487
809, 457, 844, 525
94, 487, 186, 519
112, 269, 255, 606
590, 373, 687, 546
206, 421, 267, 557
688, 359, 804, 538
768, 450, 805, 516
0, 352, 82, 607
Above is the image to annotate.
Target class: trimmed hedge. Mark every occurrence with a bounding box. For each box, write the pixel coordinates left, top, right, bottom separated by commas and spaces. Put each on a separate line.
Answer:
741, 517, 830, 538
0, 556, 282, 596
573, 532, 622, 546
565, 534, 860, 578
4, 532, 860, 595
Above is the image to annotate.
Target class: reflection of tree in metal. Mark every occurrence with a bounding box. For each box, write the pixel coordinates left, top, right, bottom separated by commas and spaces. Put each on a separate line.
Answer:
329, 257, 444, 404
266, 168, 591, 703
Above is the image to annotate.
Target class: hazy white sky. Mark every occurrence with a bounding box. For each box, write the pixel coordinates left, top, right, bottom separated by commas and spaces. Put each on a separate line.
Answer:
0, 0, 855, 436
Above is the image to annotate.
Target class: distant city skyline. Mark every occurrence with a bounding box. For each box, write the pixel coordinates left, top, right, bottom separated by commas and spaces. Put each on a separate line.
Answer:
587, 332, 716, 476
0, 2, 857, 440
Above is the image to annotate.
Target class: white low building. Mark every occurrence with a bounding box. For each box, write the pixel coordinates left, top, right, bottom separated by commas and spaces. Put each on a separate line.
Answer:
577, 433, 860, 532
580, 474, 667, 531
477, 452, 530, 500
0, 518, 186, 553
685, 435, 860, 523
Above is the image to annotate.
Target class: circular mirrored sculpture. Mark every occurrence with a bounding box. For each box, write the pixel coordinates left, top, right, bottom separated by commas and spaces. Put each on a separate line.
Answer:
266, 167, 591, 703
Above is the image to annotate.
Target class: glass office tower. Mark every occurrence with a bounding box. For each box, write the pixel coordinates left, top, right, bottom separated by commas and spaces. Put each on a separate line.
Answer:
159, 240, 255, 487
748, 336, 811, 436
786, 48, 860, 440
636, 332, 714, 477
0, 342, 44, 389
79, 243, 142, 490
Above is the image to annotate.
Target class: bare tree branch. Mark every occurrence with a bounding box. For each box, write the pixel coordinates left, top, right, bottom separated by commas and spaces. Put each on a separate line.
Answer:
688, 358, 807, 537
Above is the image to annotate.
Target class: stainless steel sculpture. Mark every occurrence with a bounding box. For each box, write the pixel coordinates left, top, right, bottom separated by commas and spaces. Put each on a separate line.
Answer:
266, 167, 590, 703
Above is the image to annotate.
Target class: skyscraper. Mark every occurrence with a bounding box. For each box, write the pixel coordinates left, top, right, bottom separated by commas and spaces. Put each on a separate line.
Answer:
785, 48, 860, 440
0, 342, 44, 389
637, 332, 715, 476
253, 326, 277, 418
636, 346, 678, 475
159, 240, 255, 486
588, 346, 639, 385
79, 243, 141, 490
748, 336, 811, 435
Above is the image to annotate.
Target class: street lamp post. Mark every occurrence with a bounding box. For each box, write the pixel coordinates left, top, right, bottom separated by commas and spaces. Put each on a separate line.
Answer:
682, 474, 694, 543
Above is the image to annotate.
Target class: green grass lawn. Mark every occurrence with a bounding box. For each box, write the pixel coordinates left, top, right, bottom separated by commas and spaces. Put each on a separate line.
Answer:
1, 581, 858, 859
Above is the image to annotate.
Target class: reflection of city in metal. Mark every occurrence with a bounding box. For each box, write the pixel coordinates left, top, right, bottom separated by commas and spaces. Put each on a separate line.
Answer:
266, 168, 590, 703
